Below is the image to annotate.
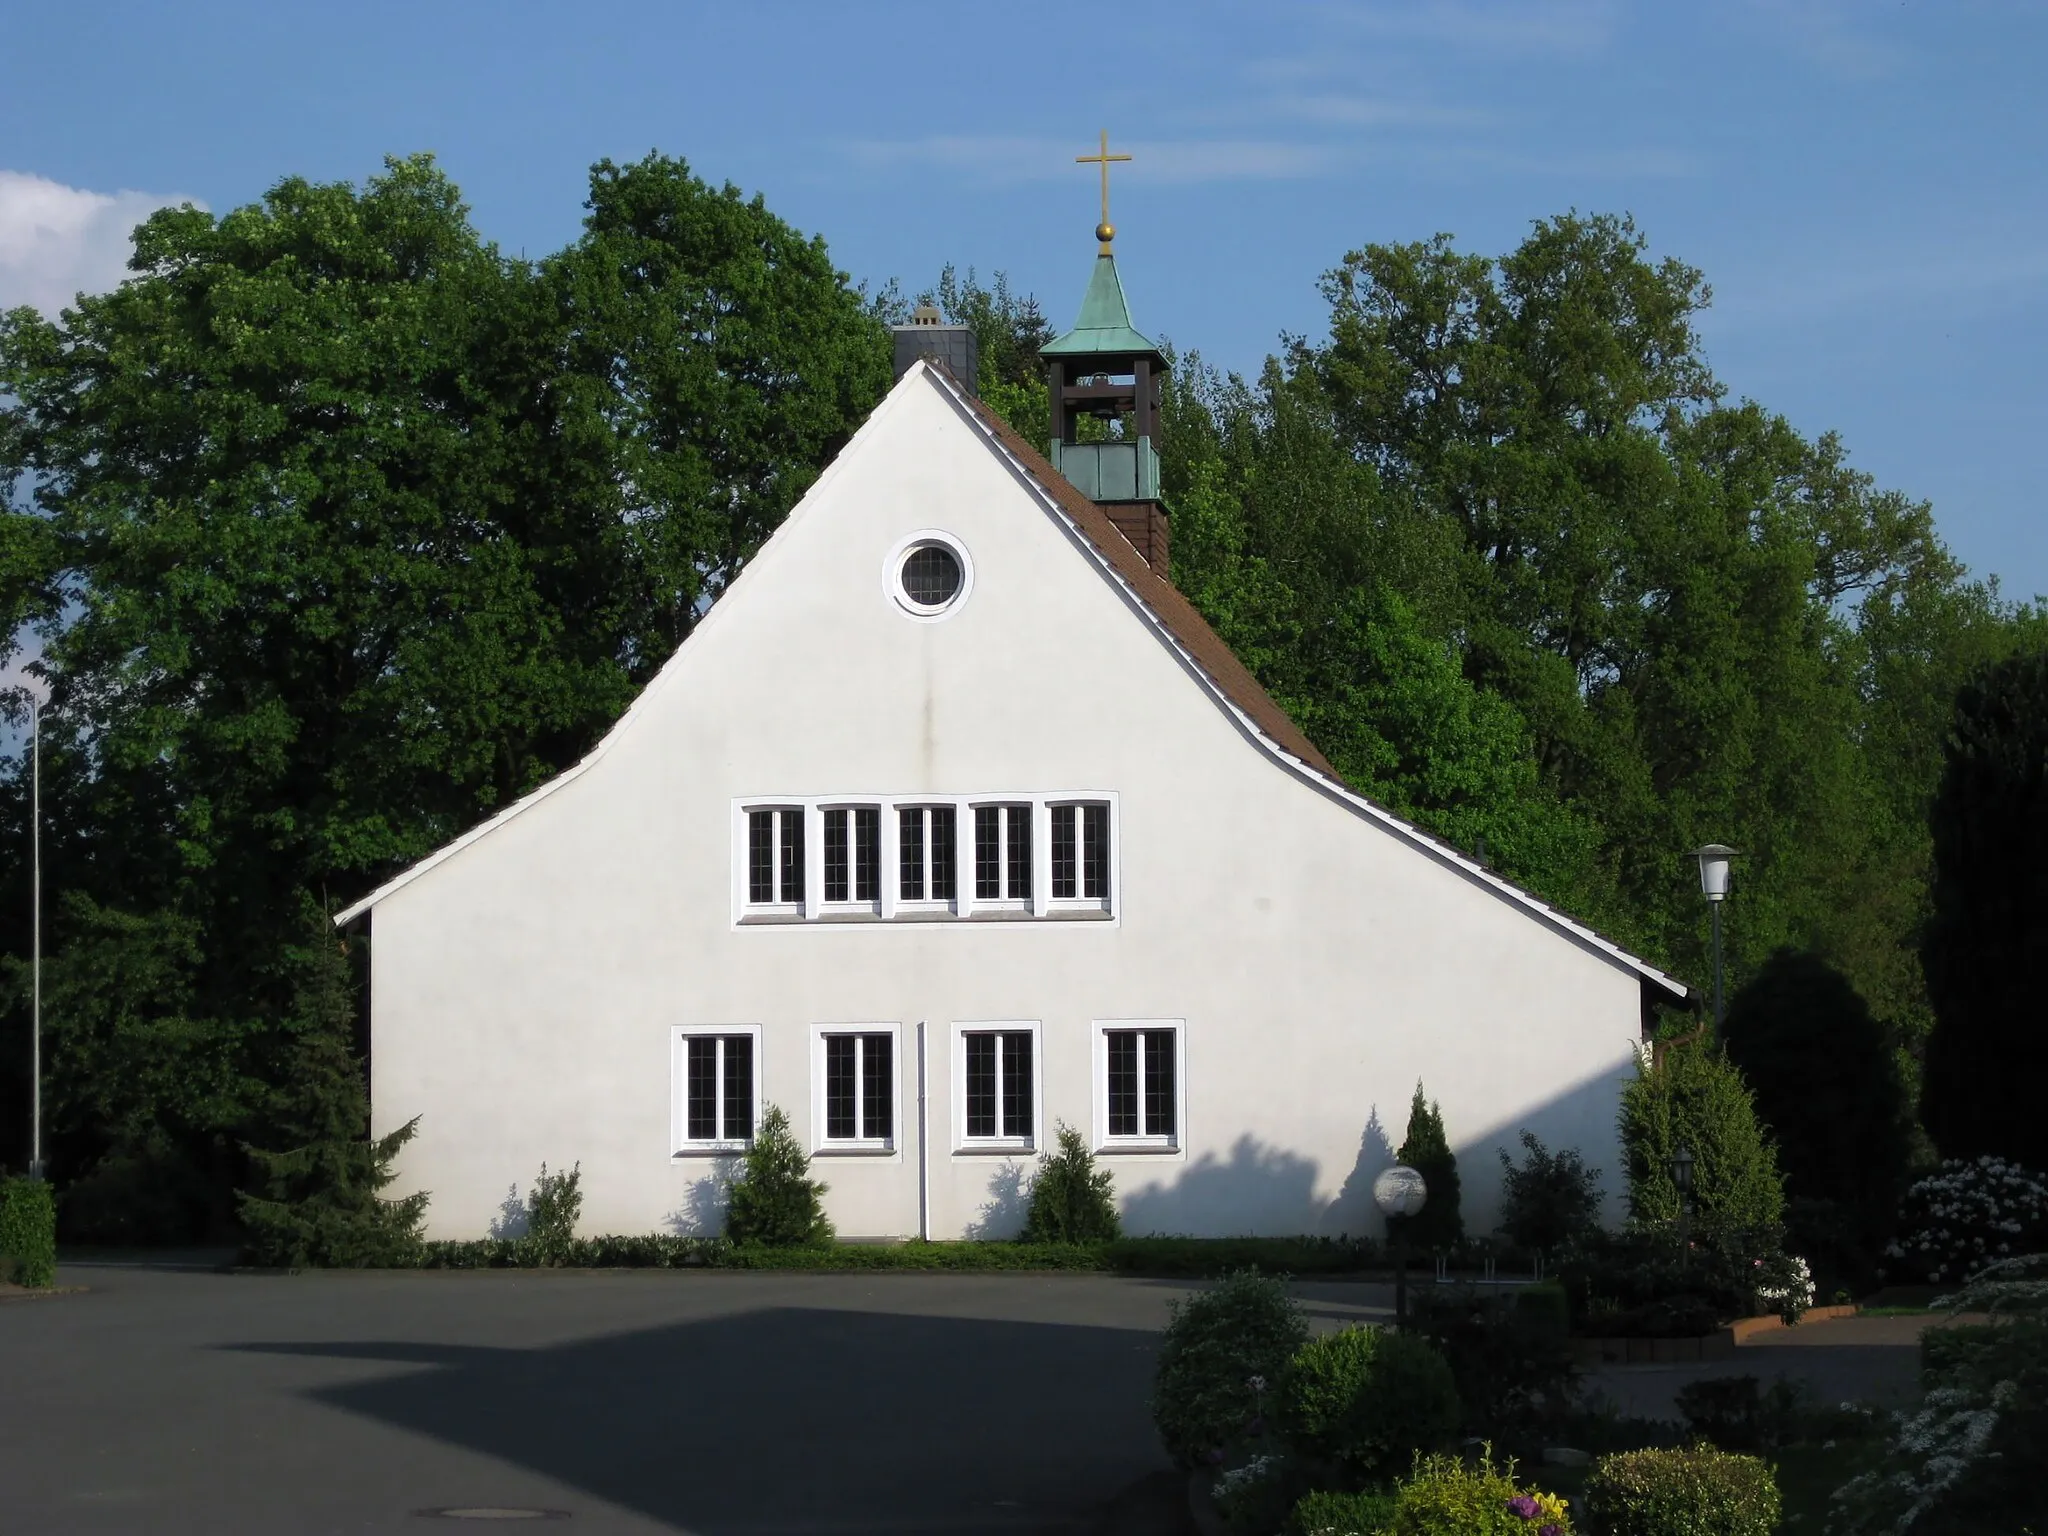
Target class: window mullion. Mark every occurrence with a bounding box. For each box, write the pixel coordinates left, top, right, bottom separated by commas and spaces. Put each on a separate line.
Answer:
1032, 801, 1050, 917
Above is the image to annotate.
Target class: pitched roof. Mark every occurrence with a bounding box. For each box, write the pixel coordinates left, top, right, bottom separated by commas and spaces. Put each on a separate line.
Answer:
929, 366, 1687, 1003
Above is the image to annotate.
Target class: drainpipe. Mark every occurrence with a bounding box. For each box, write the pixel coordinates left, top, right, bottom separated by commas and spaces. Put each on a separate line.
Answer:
917, 1021, 930, 1241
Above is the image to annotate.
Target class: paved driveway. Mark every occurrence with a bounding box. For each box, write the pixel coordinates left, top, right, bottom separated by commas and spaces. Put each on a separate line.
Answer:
0, 1258, 1387, 1536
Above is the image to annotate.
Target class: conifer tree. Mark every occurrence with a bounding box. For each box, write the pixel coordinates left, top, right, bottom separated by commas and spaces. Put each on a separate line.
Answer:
1021, 1122, 1121, 1242
1618, 1036, 1784, 1235
1391, 1083, 1464, 1251
724, 1104, 831, 1247
235, 915, 427, 1267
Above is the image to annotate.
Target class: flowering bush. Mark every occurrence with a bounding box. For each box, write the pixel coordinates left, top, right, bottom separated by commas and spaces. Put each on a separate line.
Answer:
1751, 1251, 1814, 1321
1886, 1157, 2048, 1283
1153, 1270, 1310, 1469
1374, 1449, 1574, 1535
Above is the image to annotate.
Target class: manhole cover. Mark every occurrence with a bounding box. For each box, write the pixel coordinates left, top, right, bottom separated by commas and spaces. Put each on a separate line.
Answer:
415, 1509, 569, 1522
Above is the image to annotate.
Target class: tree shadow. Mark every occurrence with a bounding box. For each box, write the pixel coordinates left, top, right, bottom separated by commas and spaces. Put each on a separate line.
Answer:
665, 1160, 737, 1236
225, 1307, 1169, 1534
488, 1184, 529, 1240
965, 1158, 1031, 1239
1324, 1105, 1400, 1239
1120, 1135, 1321, 1236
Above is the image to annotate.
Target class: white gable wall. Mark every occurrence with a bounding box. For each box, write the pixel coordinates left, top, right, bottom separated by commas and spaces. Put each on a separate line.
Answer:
365, 370, 1646, 1241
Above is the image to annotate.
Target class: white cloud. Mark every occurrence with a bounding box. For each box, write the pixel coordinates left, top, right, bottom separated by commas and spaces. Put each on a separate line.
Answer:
0, 170, 199, 317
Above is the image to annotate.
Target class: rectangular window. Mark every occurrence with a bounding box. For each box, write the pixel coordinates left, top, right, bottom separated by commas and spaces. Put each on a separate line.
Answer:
1007, 806, 1032, 901
1053, 802, 1111, 902
822, 1032, 893, 1144
1100, 1023, 1180, 1147
823, 807, 882, 906
931, 807, 956, 900
1052, 805, 1077, 899
898, 807, 957, 904
962, 1028, 1034, 1143
676, 1030, 757, 1149
746, 809, 805, 908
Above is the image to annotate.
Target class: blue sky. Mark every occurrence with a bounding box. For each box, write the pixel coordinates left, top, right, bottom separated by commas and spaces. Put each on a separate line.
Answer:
3, 1, 2043, 595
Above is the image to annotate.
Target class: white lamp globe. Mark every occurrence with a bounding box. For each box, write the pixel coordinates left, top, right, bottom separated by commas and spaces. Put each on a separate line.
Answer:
1692, 844, 1738, 902
1372, 1164, 1428, 1219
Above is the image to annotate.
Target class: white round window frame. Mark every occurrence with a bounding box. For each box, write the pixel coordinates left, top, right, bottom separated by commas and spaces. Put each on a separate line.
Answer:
883, 530, 974, 623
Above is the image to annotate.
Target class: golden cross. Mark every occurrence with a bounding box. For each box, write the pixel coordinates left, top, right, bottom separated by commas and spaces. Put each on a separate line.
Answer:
1075, 129, 1132, 252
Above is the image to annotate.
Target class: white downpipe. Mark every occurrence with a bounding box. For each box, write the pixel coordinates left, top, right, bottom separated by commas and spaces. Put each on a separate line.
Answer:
916, 1020, 930, 1240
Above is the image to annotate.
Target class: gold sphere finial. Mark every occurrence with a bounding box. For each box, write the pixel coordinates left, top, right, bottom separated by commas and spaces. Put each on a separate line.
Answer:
1095, 220, 1115, 247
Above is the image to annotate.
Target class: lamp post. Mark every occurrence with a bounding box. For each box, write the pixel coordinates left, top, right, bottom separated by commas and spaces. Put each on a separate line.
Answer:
1670, 1141, 1695, 1257
28, 693, 42, 1183
1374, 1164, 1427, 1328
1691, 844, 1738, 1032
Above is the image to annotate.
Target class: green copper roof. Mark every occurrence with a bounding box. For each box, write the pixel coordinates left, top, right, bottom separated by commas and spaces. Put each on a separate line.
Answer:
1042, 253, 1163, 358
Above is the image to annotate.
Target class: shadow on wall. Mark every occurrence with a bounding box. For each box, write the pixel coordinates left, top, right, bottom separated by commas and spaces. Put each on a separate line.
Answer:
964, 1159, 1030, 1239
488, 1185, 529, 1240
1116, 1065, 1630, 1239
665, 1160, 738, 1237
224, 1307, 1170, 1533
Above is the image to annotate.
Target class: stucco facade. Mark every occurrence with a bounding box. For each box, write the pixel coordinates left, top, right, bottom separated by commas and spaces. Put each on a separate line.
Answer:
346, 364, 1682, 1242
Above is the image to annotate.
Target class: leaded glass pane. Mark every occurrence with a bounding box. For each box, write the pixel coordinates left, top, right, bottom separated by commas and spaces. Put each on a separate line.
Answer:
1083, 804, 1110, 900
1051, 805, 1077, 899
748, 811, 773, 903
966, 1033, 997, 1137
974, 807, 1001, 899
824, 809, 849, 902
722, 1034, 753, 1142
1001, 1032, 1032, 1139
686, 1037, 718, 1141
901, 545, 962, 607
1107, 1031, 1138, 1137
931, 807, 956, 900
779, 810, 805, 904
1007, 806, 1032, 901
854, 807, 879, 902
899, 808, 925, 900
826, 1035, 856, 1140
862, 1034, 892, 1140
1144, 1030, 1176, 1138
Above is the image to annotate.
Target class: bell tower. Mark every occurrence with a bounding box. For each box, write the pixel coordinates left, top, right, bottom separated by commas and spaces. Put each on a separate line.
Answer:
1043, 132, 1170, 571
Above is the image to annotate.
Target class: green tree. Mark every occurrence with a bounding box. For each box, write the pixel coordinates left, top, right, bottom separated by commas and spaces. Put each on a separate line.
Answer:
1721, 949, 1911, 1264
724, 1104, 831, 1247
1920, 650, 2048, 1168
1619, 1037, 1785, 1233
1020, 1122, 1120, 1242
0, 152, 888, 1232
1390, 1082, 1464, 1251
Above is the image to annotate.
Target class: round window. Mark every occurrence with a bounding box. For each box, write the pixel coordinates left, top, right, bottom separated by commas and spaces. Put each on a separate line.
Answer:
900, 544, 963, 608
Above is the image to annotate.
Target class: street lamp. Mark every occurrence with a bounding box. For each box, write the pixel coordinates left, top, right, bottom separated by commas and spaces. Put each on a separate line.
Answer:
1670, 1142, 1695, 1256
26, 693, 42, 1182
1691, 844, 1738, 1032
1374, 1164, 1427, 1328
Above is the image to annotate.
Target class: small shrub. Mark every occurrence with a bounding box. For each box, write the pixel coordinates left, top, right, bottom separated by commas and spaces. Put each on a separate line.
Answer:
1498, 1132, 1603, 1254
1287, 1486, 1399, 1536
0, 1175, 57, 1288
1153, 1270, 1310, 1469
724, 1104, 832, 1247
1387, 1449, 1573, 1535
526, 1162, 582, 1263
1278, 1326, 1460, 1483
1581, 1446, 1778, 1536
1214, 1453, 1311, 1535
1412, 1287, 1576, 1439
1886, 1155, 2048, 1283
1020, 1123, 1120, 1242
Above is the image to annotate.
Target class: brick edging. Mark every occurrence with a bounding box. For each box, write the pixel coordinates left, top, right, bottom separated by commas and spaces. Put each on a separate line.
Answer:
1571, 1302, 1859, 1365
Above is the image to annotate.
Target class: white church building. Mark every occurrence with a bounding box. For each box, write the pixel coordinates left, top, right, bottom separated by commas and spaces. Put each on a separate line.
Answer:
337, 238, 1687, 1243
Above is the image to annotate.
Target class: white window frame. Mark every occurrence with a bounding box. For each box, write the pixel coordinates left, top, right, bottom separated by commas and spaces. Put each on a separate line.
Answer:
670, 1024, 764, 1157
1047, 799, 1114, 915
738, 806, 807, 919
733, 794, 1119, 927
1092, 1019, 1186, 1157
951, 1020, 1043, 1155
893, 803, 962, 918
818, 802, 885, 917
810, 1022, 902, 1157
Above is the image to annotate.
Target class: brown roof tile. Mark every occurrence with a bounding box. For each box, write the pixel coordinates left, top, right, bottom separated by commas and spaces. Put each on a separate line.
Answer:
955, 389, 1339, 778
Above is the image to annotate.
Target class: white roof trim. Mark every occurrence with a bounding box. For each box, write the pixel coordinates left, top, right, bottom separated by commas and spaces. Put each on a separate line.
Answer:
925, 367, 1688, 1001
337, 362, 1687, 1001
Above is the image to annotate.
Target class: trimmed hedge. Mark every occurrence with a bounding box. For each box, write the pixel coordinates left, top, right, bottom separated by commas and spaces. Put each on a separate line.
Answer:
0, 1176, 57, 1288
1582, 1446, 1778, 1536
379, 1233, 1383, 1274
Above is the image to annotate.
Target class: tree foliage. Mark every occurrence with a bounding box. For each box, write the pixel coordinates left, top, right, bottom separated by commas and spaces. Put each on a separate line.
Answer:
723, 1104, 831, 1247
0, 152, 887, 1232
1920, 650, 2048, 1169
1021, 1121, 1121, 1242
1619, 1038, 1785, 1234
1390, 1082, 1464, 1251
1722, 949, 1911, 1256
